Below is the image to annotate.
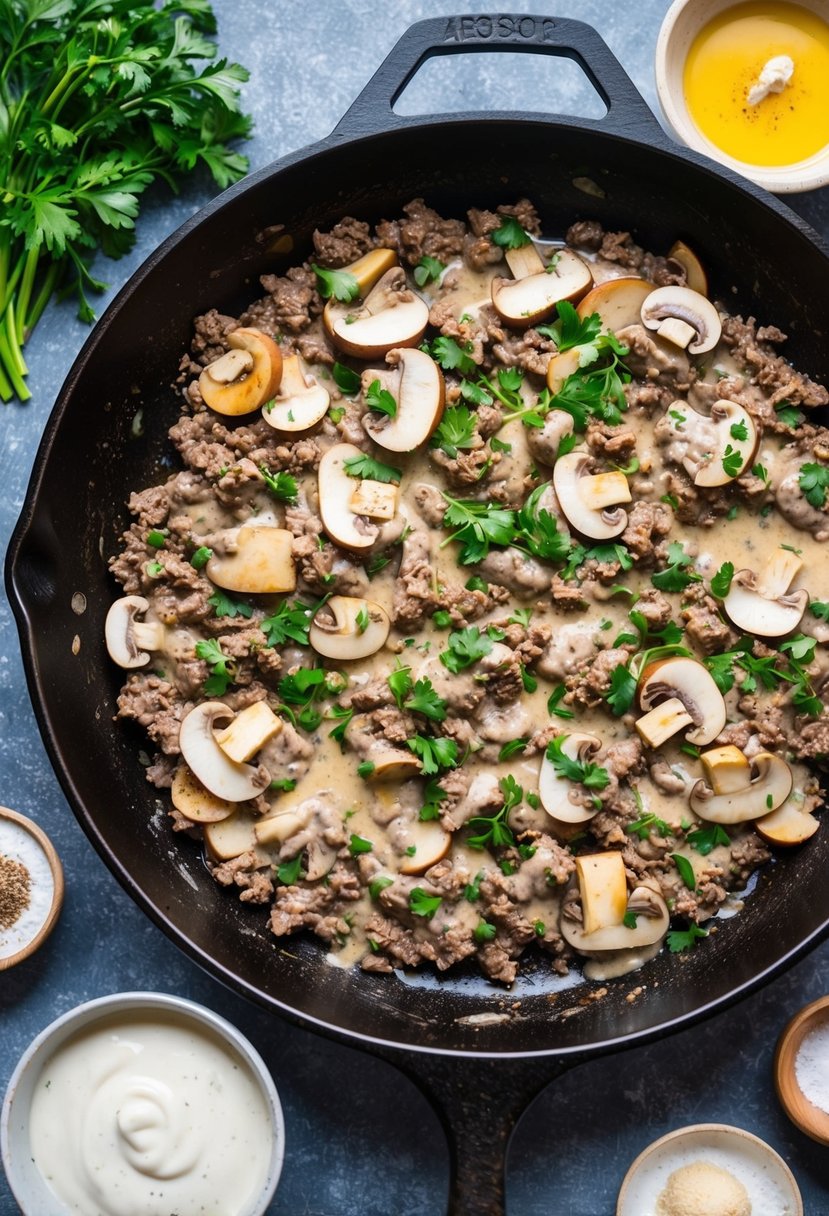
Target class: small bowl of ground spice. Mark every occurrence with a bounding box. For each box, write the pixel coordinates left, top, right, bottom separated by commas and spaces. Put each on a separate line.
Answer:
775, 995, 829, 1145
0, 806, 64, 970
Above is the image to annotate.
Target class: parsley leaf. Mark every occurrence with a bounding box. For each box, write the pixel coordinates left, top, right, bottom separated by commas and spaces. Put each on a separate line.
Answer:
666, 923, 709, 953
311, 264, 359, 302
369, 876, 393, 900
651, 542, 702, 593
209, 589, 253, 619
440, 626, 493, 673
277, 855, 304, 885
541, 301, 602, 352
190, 546, 213, 570
332, 362, 361, 395
420, 779, 448, 822
413, 255, 444, 287
467, 776, 522, 851
721, 444, 745, 479
430, 405, 478, 458
545, 736, 610, 791
407, 734, 459, 776
499, 739, 529, 761
514, 484, 571, 563
405, 678, 447, 722
365, 379, 397, 418
687, 823, 730, 855
605, 664, 637, 717
387, 664, 413, 709
672, 853, 697, 891
626, 812, 671, 841
710, 561, 734, 599
799, 462, 829, 509
343, 453, 402, 483
409, 887, 443, 919
775, 402, 802, 429
464, 871, 485, 901
261, 600, 312, 646
811, 601, 829, 621
474, 921, 497, 943
492, 215, 531, 249
425, 335, 476, 377
348, 833, 373, 856
441, 494, 515, 564
195, 638, 234, 696
547, 685, 575, 719
260, 466, 298, 503
730, 420, 749, 441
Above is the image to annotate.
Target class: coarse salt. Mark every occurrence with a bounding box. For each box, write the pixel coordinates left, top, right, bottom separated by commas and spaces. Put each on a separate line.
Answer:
0, 816, 55, 961
794, 1020, 829, 1114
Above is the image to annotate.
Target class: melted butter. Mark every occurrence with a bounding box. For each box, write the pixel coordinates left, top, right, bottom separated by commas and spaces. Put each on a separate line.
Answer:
683, 1, 829, 166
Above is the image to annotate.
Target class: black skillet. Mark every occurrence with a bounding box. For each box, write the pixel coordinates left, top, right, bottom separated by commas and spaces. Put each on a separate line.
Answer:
7, 15, 829, 1215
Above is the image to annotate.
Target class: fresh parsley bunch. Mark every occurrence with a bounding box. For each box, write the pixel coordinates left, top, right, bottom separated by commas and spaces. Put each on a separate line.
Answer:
0, 0, 252, 402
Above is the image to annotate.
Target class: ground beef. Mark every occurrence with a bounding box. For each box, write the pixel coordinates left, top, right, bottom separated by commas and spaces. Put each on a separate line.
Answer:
376, 198, 466, 266
681, 589, 740, 656
621, 501, 673, 562
720, 314, 829, 408
257, 265, 319, 334
392, 530, 438, 628
312, 217, 374, 267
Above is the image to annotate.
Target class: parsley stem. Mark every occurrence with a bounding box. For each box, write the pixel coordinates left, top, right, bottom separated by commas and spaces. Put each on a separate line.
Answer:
24, 261, 59, 338
0, 317, 28, 400
15, 246, 39, 346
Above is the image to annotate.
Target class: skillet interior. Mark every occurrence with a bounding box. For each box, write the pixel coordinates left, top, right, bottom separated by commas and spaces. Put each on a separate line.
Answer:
9, 114, 829, 1056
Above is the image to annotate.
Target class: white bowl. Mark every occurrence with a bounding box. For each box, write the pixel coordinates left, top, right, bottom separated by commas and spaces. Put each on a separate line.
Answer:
617, 1122, 802, 1215
655, 0, 829, 193
1, 991, 285, 1216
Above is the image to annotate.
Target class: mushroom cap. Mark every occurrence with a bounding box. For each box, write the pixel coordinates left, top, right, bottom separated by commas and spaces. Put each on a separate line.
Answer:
756, 797, 820, 846
690, 751, 793, 824
171, 763, 235, 823
178, 702, 271, 803
546, 346, 582, 394
560, 883, 670, 952
552, 451, 630, 540
668, 240, 709, 296
538, 732, 604, 823
204, 809, 270, 863
308, 596, 391, 661
638, 656, 726, 746
206, 526, 296, 594
318, 443, 380, 551
362, 347, 446, 452
692, 400, 758, 487
398, 819, 452, 874
105, 595, 160, 669
323, 267, 429, 359
723, 570, 808, 638
575, 852, 628, 935
640, 285, 722, 354
491, 248, 592, 329
576, 277, 655, 335
198, 328, 283, 416
262, 353, 329, 432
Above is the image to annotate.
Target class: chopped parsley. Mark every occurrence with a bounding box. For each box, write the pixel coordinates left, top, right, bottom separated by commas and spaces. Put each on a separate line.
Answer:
467, 776, 522, 851
491, 215, 531, 249
473, 921, 497, 943
545, 736, 610, 792
409, 887, 443, 919
261, 600, 312, 646
721, 444, 745, 479
311, 264, 359, 302
208, 589, 253, 619
332, 361, 361, 395
419, 779, 448, 822
276, 855, 304, 885
440, 625, 493, 673
424, 334, 476, 377
365, 379, 397, 418
666, 923, 709, 953
671, 853, 696, 891
343, 453, 401, 483
413, 255, 445, 286
194, 638, 234, 696
651, 542, 702, 593
407, 734, 459, 776
605, 664, 637, 717
799, 462, 829, 509
190, 545, 213, 569
348, 833, 373, 857
441, 495, 515, 565
547, 684, 575, 719
626, 812, 671, 841
431, 405, 478, 459
259, 466, 298, 503
710, 561, 734, 599
499, 739, 529, 761
369, 876, 393, 901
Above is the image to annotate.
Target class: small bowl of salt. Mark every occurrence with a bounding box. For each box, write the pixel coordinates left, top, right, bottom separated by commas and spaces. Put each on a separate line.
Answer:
775, 995, 829, 1145
0, 806, 64, 971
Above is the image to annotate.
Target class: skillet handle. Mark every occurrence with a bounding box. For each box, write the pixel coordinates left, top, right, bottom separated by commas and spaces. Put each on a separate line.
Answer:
384, 1050, 576, 1216
332, 13, 664, 144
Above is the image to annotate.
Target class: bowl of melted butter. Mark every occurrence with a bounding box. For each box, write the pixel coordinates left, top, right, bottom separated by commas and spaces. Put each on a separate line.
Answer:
1, 991, 284, 1216
656, 0, 829, 192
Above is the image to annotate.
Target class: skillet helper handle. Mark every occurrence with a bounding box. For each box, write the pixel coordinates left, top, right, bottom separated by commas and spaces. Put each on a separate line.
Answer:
389, 1051, 573, 1216
332, 13, 663, 144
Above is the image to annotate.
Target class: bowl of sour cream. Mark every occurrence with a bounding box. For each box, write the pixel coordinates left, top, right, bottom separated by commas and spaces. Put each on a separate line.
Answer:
1, 991, 284, 1216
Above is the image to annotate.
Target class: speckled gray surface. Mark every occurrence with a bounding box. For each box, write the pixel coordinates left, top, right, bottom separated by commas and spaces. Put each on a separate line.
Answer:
2, 3, 829, 1213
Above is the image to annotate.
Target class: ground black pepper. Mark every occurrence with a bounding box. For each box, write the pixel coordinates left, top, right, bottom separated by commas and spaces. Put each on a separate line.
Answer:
0, 853, 31, 931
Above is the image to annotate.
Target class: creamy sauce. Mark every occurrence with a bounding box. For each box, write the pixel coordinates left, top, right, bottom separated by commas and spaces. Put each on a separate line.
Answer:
29, 1013, 274, 1216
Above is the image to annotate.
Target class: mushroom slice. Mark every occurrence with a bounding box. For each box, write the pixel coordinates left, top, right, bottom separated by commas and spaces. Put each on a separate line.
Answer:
204, 809, 270, 864
756, 797, 820, 846
198, 328, 283, 416
640, 286, 722, 354
668, 240, 709, 296
350, 479, 398, 520
105, 595, 164, 669
399, 820, 452, 875
698, 745, 752, 794
323, 267, 429, 359
552, 451, 631, 540
574, 852, 628, 935
255, 800, 315, 846
171, 764, 235, 824
318, 443, 380, 551
336, 247, 399, 296
179, 702, 270, 803
637, 656, 726, 747
635, 697, 694, 749
262, 354, 329, 432
215, 701, 282, 763
561, 882, 670, 952
539, 733, 603, 823
690, 751, 793, 824
362, 347, 446, 452
491, 247, 592, 329
365, 749, 423, 782
206, 527, 296, 594
308, 596, 390, 660
692, 400, 758, 487
723, 548, 808, 638
546, 346, 582, 394
576, 277, 655, 335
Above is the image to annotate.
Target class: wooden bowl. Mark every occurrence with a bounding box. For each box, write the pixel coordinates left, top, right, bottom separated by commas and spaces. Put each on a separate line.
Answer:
0, 806, 64, 971
775, 996, 829, 1145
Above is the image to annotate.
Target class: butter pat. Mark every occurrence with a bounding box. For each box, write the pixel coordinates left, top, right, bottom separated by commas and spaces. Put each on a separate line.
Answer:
747, 54, 794, 105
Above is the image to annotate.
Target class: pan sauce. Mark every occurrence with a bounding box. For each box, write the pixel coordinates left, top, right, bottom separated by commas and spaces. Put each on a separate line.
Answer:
107, 204, 829, 986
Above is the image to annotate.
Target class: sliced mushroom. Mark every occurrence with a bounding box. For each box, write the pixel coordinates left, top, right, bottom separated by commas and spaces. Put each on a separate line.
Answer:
552, 451, 631, 540
690, 751, 793, 824
399, 819, 452, 875
668, 240, 709, 296
546, 346, 582, 394
576, 277, 655, 334
574, 852, 628, 935
561, 880, 670, 952
255, 800, 315, 846
318, 444, 380, 551
305, 839, 339, 882
350, 479, 398, 520
364, 749, 423, 782
692, 400, 758, 487
756, 796, 820, 846
206, 526, 296, 594
637, 656, 726, 747
491, 247, 592, 329
362, 347, 446, 451
640, 286, 722, 354
696, 745, 752, 794
308, 596, 390, 660
538, 732, 603, 823
171, 763, 235, 824
105, 595, 164, 669
334, 248, 399, 296
204, 809, 271, 863
215, 701, 282, 763
198, 328, 283, 416
723, 548, 808, 638
179, 702, 270, 802
323, 267, 429, 359
262, 354, 329, 432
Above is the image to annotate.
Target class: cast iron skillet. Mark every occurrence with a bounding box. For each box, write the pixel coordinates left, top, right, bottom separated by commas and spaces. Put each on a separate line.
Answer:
8, 15, 829, 1214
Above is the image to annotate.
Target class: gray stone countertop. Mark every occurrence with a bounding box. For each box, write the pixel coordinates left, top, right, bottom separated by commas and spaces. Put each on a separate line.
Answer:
2, 3, 829, 1213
